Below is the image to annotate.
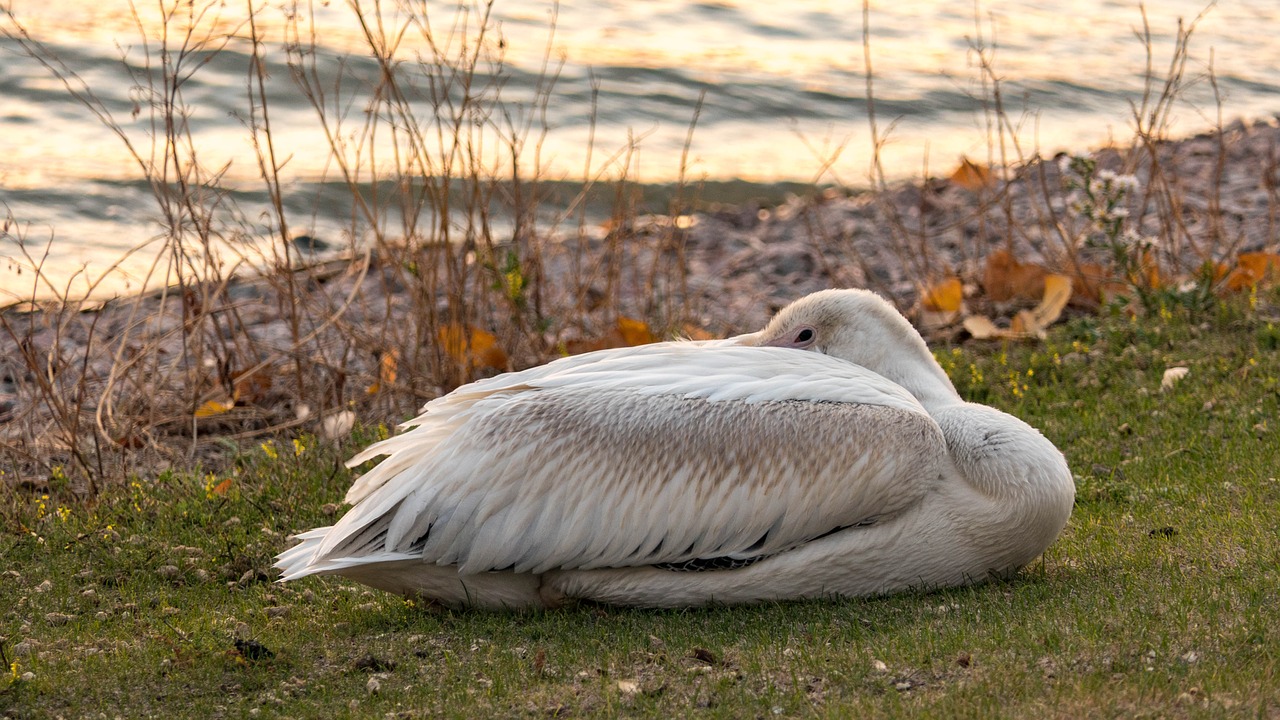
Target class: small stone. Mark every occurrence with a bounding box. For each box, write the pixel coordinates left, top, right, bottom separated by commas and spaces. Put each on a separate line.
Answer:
265, 606, 289, 619
156, 565, 180, 579
894, 680, 913, 691
321, 503, 340, 517
20, 671, 35, 682
34, 580, 52, 593
12, 641, 33, 656
162, 607, 180, 617
870, 659, 888, 673
366, 677, 380, 694
615, 679, 640, 695
44, 612, 73, 625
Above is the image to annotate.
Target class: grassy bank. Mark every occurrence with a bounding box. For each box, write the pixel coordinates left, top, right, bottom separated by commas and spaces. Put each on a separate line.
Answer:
3, 295, 1277, 718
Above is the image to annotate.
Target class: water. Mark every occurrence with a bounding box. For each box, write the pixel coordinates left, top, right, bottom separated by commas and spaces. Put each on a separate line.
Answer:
2, 0, 1279, 300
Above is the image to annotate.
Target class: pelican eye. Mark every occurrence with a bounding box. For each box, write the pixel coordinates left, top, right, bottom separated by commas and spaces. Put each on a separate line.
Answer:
795, 328, 815, 344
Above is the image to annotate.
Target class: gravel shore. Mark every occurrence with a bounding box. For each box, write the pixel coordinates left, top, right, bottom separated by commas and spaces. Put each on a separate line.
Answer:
3, 117, 1278, 481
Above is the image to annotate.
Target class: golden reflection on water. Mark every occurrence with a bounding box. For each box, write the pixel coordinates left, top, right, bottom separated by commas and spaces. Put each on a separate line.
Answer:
3, 0, 1276, 188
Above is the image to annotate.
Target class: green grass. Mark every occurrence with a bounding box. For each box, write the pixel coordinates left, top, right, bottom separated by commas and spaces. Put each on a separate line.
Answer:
3, 296, 1279, 718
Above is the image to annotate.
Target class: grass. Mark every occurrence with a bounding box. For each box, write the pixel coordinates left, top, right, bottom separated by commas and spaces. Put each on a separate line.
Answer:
3, 293, 1278, 718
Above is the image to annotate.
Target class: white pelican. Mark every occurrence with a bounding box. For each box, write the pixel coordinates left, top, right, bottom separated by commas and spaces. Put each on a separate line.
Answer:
276, 289, 1074, 609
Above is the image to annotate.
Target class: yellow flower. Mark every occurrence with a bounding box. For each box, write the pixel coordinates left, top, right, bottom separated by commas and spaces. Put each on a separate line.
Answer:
292, 438, 306, 457
260, 442, 279, 460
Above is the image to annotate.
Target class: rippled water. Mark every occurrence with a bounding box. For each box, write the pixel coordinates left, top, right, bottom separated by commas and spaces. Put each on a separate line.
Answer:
2, 0, 1278, 299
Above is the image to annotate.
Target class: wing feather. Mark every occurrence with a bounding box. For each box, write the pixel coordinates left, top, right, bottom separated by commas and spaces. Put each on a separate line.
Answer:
292, 343, 947, 577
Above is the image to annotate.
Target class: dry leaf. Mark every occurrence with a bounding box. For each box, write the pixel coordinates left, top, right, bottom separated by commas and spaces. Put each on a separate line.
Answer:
681, 324, 717, 341
438, 324, 508, 371
966, 275, 1071, 341
1070, 262, 1125, 306
982, 250, 1048, 303
922, 277, 963, 313
1029, 274, 1073, 327
1161, 367, 1189, 391
1226, 252, 1280, 291
565, 318, 657, 355
962, 315, 1003, 340
232, 368, 273, 404
948, 156, 995, 192
367, 349, 399, 394
616, 317, 655, 346
194, 399, 235, 418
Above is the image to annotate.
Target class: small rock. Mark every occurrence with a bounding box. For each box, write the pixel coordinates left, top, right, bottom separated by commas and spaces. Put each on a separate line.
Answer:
354, 654, 396, 673
321, 503, 340, 517
870, 659, 889, 673
34, 579, 52, 593
1161, 366, 1190, 390
234, 638, 275, 661
365, 677, 380, 694
265, 606, 289, 619
615, 679, 640, 695
20, 671, 35, 682
44, 612, 73, 625
156, 565, 180, 579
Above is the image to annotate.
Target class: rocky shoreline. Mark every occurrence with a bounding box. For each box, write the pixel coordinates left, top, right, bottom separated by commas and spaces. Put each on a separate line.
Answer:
3, 117, 1279, 483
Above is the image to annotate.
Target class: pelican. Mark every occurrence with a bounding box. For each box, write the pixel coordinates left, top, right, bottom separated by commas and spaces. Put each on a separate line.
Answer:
276, 289, 1074, 609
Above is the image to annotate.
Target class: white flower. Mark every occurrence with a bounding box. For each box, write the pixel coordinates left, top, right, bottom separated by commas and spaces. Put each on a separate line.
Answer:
1115, 174, 1140, 192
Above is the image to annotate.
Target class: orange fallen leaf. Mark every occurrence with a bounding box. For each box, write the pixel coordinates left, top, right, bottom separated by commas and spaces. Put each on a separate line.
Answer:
366, 349, 400, 394
1069, 262, 1126, 306
922, 277, 963, 313
967, 274, 1072, 341
948, 156, 995, 192
616, 317, 655, 346
564, 318, 658, 355
232, 368, 273, 404
982, 250, 1048, 303
438, 324, 508, 371
681, 324, 718, 341
1029, 273, 1073, 327
1225, 252, 1280, 291
194, 399, 235, 418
